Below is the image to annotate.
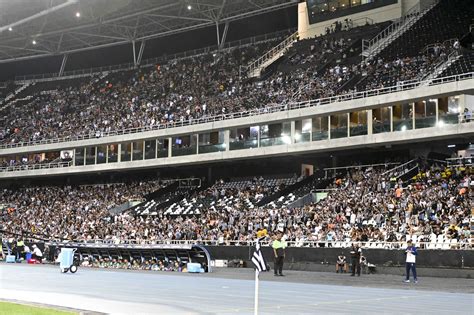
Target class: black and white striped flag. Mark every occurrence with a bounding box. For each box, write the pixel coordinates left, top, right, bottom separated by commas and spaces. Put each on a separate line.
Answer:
251, 240, 267, 273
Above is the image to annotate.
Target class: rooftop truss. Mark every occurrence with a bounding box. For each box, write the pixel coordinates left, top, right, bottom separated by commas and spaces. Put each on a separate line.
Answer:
0, 0, 298, 63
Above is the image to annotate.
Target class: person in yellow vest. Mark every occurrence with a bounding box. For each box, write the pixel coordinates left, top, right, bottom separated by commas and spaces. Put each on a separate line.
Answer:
15, 239, 25, 260
272, 230, 287, 276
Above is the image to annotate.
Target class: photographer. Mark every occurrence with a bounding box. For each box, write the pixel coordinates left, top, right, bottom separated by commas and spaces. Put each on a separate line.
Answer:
404, 239, 418, 283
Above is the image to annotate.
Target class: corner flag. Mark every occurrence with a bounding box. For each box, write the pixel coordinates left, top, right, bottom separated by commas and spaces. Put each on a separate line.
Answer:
251, 239, 267, 272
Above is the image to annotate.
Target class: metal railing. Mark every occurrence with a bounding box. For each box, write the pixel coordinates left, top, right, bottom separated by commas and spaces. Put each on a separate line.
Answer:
421, 50, 459, 84
0, 161, 72, 172
0, 82, 30, 106
381, 159, 417, 176
446, 156, 473, 167
13, 28, 295, 82
421, 38, 458, 56
42, 239, 473, 250
361, 0, 439, 60
0, 71, 473, 150
246, 31, 298, 77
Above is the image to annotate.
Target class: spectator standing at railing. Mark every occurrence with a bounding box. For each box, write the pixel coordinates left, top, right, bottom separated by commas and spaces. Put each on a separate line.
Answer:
404, 239, 418, 283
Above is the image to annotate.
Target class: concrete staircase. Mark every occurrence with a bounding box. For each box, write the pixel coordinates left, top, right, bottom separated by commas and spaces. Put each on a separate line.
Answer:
421, 51, 461, 85
362, 0, 439, 61
246, 31, 298, 78
0, 82, 31, 107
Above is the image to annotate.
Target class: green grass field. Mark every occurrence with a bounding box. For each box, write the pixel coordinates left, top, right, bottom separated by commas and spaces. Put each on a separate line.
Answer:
0, 301, 76, 315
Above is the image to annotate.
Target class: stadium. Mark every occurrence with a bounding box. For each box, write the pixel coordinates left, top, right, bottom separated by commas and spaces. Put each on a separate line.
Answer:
0, 0, 473, 314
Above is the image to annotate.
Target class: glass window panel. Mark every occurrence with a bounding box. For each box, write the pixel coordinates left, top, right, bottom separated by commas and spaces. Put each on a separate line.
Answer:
157, 139, 169, 158
372, 107, 391, 134
85, 147, 95, 165
120, 142, 131, 162
145, 140, 156, 160
260, 123, 291, 147
74, 148, 84, 166
438, 97, 457, 125
172, 135, 197, 156
97, 145, 107, 164
312, 116, 329, 141
350, 111, 368, 136
330, 113, 348, 139
392, 103, 413, 132
108, 144, 118, 163
415, 100, 436, 129
132, 141, 144, 161
295, 119, 312, 143
230, 126, 258, 150
199, 131, 225, 154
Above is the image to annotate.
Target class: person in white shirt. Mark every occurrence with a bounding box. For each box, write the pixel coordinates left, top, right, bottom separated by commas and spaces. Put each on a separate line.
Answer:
32, 244, 43, 262
404, 239, 418, 283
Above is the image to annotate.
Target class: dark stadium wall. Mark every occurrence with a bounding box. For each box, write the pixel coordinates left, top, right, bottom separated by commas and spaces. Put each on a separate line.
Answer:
0, 55, 63, 82
206, 246, 474, 269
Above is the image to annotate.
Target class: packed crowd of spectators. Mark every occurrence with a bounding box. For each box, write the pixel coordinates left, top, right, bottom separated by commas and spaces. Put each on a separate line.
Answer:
287, 164, 471, 248
2, 8, 469, 146
0, 180, 165, 240
1, 163, 471, 248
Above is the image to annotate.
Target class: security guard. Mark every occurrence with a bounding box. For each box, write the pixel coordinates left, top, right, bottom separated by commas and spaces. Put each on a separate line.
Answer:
272, 230, 287, 276
350, 243, 362, 276
16, 239, 25, 260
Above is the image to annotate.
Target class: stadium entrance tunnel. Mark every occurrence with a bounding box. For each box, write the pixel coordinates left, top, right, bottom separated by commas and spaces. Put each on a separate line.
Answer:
45, 242, 212, 272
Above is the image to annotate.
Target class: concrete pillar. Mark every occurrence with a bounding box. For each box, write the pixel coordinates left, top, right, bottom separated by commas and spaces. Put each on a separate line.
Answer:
257, 126, 261, 148
390, 107, 393, 132
196, 134, 199, 155
168, 137, 172, 158
347, 113, 350, 137
328, 116, 331, 140
118, 144, 121, 162
290, 121, 296, 144
367, 110, 373, 135
207, 167, 212, 183
224, 130, 230, 151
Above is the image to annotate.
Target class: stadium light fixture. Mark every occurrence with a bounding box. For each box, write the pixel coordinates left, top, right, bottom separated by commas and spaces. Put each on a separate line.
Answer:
76, 12, 81, 18
187, 5, 192, 10
447, 144, 456, 148
8, 27, 12, 31
32, 40, 37, 45
401, 125, 407, 131
437, 120, 445, 127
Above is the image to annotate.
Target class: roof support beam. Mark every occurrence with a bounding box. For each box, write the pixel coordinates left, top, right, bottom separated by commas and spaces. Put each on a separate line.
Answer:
0, 0, 78, 34
0, 44, 50, 54
137, 40, 146, 66
132, 40, 137, 67
59, 54, 68, 77
219, 21, 230, 50
215, 21, 221, 47
144, 14, 213, 23
0, 1, 298, 63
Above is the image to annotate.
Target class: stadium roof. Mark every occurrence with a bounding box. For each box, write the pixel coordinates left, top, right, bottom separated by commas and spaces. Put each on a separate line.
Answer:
0, 0, 298, 64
